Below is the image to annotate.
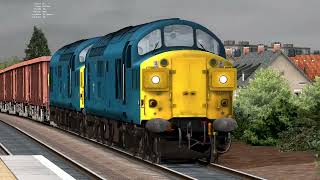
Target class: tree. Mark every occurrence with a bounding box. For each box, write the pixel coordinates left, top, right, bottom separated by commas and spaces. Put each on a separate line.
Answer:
24, 26, 51, 60
234, 68, 297, 145
278, 77, 320, 151
0, 56, 21, 70
297, 77, 320, 118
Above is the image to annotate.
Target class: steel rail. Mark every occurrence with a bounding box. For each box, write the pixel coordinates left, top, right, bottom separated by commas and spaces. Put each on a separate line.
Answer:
56, 126, 196, 180
0, 119, 106, 180
58, 126, 266, 180
0, 143, 12, 155
197, 159, 267, 180
0, 114, 266, 180
208, 163, 267, 180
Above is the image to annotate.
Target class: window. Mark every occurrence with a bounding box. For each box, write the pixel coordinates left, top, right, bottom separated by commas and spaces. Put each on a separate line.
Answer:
138, 29, 162, 55
70, 55, 75, 71
115, 59, 122, 99
164, 25, 193, 47
294, 89, 302, 96
79, 45, 93, 63
125, 45, 132, 68
196, 29, 219, 54
87, 64, 91, 100
75, 71, 79, 87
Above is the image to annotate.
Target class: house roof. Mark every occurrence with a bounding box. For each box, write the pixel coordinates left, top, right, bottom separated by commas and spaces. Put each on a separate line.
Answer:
290, 55, 320, 81
233, 51, 309, 86
233, 51, 281, 86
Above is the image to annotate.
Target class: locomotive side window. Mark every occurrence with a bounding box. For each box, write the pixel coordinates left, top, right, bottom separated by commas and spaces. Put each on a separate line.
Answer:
164, 25, 193, 47
138, 29, 162, 55
196, 29, 219, 54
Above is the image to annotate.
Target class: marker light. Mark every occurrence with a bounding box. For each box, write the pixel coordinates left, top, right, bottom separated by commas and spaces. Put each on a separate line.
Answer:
219, 75, 228, 84
209, 59, 217, 67
160, 59, 169, 67
152, 76, 160, 84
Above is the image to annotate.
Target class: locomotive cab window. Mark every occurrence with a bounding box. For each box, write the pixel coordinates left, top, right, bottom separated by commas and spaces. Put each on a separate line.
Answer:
138, 29, 162, 55
196, 29, 219, 54
79, 45, 93, 63
164, 25, 194, 47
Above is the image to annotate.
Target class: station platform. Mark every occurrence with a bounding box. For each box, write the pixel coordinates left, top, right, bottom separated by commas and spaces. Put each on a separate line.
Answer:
0, 155, 75, 180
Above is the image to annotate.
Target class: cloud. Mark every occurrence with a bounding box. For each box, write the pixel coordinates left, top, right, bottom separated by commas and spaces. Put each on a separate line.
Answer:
0, 0, 319, 58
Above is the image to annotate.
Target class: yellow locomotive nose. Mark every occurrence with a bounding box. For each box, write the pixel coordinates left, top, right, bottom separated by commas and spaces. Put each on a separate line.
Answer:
140, 50, 236, 123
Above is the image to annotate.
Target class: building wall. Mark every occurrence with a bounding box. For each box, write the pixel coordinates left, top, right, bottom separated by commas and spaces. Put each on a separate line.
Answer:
269, 54, 309, 93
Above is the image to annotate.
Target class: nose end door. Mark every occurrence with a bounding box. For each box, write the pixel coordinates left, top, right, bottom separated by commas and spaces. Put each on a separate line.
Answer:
171, 57, 207, 117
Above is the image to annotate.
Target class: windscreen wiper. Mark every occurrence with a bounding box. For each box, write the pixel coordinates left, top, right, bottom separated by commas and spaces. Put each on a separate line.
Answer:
153, 42, 159, 51
198, 41, 208, 52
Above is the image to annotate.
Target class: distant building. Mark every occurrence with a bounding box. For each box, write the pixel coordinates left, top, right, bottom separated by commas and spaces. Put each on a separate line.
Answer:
224, 40, 311, 58
313, 50, 320, 54
233, 50, 310, 94
290, 54, 320, 81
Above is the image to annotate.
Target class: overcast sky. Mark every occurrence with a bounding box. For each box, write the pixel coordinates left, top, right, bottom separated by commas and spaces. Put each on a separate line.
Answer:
0, 0, 319, 58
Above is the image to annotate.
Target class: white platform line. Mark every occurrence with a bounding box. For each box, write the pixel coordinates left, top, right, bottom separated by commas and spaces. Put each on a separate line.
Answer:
34, 155, 76, 180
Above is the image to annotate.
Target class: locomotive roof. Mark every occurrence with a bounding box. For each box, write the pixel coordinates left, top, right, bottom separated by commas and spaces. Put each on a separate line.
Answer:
52, 18, 226, 62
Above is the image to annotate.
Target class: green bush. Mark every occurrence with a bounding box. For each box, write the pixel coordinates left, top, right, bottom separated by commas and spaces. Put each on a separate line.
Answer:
278, 77, 320, 151
0, 56, 21, 70
233, 68, 297, 145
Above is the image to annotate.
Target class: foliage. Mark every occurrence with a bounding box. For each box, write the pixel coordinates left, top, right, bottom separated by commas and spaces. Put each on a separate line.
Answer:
24, 26, 51, 60
0, 56, 21, 70
278, 77, 320, 151
233, 68, 297, 145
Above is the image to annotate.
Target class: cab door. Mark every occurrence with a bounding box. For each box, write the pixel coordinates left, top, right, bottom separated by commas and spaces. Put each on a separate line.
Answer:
171, 57, 207, 117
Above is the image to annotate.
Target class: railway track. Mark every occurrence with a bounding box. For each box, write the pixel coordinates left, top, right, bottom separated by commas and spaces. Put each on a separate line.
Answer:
0, 120, 102, 180
0, 143, 12, 155
0, 113, 266, 180
63, 127, 266, 180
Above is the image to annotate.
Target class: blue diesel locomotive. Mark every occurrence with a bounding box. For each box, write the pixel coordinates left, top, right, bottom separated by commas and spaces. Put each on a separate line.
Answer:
50, 18, 237, 162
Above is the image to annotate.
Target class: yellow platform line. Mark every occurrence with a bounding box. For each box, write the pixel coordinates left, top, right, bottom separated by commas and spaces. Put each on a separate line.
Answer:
0, 159, 16, 180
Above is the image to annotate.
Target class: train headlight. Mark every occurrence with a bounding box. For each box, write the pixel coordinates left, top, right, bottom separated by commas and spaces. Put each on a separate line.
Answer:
143, 68, 169, 91
151, 76, 160, 84
209, 68, 236, 91
219, 75, 228, 84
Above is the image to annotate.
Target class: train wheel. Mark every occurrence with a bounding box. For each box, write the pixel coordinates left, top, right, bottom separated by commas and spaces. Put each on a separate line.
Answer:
137, 135, 144, 158
119, 124, 126, 148
100, 121, 106, 144
108, 121, 114, 146
143, 131, 151, 161
206, 134, 219, 164
217, 132, 232, 154
152, 137, 161, 164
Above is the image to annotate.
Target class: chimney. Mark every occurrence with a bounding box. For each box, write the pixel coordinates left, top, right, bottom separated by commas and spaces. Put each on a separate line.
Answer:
224, 40, 235, 46
243, 47, 250, 55
258, 44, 265, 54
226, 48, 232, 57
272, 43, 281, 52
